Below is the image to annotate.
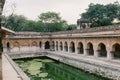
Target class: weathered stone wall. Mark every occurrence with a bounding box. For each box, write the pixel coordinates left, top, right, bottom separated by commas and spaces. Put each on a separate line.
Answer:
47, 52, 120, 80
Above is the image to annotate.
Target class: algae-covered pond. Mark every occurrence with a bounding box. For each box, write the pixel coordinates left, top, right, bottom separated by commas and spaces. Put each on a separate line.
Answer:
14, 57, 110, 80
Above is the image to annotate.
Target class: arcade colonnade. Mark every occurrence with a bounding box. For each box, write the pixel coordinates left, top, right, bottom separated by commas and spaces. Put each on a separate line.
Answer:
3, 37, 120, 60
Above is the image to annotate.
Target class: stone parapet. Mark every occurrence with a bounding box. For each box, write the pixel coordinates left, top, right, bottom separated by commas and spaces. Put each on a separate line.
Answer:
5, 25, 120, 39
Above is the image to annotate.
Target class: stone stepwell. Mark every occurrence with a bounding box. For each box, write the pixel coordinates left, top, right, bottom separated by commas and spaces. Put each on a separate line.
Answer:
7, 51, 120, 80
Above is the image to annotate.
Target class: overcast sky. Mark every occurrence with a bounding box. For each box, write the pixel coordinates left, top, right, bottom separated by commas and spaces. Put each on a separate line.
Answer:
3, 0, 120, 24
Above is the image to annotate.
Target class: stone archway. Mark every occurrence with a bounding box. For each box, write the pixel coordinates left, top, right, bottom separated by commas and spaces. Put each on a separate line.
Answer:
87, 42, 94, 56
51, 41, 55, 50
45, 41, 50, 49
98, 43, 107, 57
70, 41, 75, 53
39, 41, 42, 48
112, 43, 120, 59
64, 42, 68, 52
60, 42, 63, 51
77, 42, 84, 54
7, 42, 10, 52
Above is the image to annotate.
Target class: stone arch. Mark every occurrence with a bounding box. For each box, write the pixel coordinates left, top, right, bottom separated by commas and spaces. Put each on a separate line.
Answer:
70, 41, 75, 53
77, 42, 84, 54
64, 42, 68, 52
98, 43, 107, 57
32, 41, 37, 47
60, 42, 63, 51
112, 43, 120, 59
87, 42, 94, 56
45, 41, 50, 49
7, 42, 10, 52
56, 41, 58, 51
39, 41, 42, 48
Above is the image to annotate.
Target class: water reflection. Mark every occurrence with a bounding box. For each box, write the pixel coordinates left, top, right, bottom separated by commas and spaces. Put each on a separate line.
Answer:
15, 58, 109, 80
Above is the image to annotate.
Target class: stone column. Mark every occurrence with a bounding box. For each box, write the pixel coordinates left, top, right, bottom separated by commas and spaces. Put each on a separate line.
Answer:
75, 47, 78, 54
107, 51, 113, 60
50, 42, 53, 51
63, 43, 65, 52
42, 43, 45, 50
94, 50, 99, 58
84, 49, 88, 56
68, 44, 70, 53
55, 44, 57, 51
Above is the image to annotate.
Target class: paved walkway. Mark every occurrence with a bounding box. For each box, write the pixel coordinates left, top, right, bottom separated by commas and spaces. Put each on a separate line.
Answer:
47, 51, 120, 68
2, 54, 21, 80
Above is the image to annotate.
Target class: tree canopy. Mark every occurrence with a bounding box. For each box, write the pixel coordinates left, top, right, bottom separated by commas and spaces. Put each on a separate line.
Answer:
81, 2, 120, 27
2, 12, 76, 32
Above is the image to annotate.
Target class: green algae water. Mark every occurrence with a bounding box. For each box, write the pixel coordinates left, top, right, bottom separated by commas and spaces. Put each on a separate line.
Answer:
14, 57, 110, 80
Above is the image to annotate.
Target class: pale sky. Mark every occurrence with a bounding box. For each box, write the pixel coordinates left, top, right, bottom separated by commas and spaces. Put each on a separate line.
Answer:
3, 0, 120, 24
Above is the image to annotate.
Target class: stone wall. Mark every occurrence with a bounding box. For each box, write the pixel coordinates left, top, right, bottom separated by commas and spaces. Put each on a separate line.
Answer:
47, 52, 120, 80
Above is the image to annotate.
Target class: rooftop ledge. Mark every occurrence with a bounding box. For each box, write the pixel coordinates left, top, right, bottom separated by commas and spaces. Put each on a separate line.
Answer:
1, 27, 15, 35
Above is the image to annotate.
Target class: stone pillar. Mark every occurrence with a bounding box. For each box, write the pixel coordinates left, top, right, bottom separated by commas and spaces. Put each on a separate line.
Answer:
75, 47, 78, 54
107, 51, 113, 60
63, 43, 65, 52
68, 44, 70, 53
84, 49, 88, 56
50, 42, 53, 51
94, 50, 99, 58
55, 44, 57, 51
42, 43, 45, 50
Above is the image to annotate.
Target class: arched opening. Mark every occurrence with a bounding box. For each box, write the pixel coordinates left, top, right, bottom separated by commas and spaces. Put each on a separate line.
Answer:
87, 42, 94, 56
112, 43, 120, 59
45, 41, 50, 49
98, 43, 107, 57
64, 42, 68, 52
70, 42, 75, 53
39, 41, 42, 48
77, 42, 84, 54
56, 41, 58, 51
7, 42, 10, 52
52, 41, 55, 50
60, 42, 63, 51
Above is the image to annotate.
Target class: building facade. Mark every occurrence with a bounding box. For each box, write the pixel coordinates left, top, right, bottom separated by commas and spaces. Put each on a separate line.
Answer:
3, 25, 120, 61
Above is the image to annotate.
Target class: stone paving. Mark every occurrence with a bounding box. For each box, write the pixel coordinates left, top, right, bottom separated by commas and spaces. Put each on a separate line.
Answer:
2, 54, 21, 80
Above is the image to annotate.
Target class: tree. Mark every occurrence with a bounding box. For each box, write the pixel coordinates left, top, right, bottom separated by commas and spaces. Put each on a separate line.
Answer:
38, 11, 61, 23
81, 2, 120, 27
66, 24, 77, 30
2, 14, 27, 31
38, 11, 67, 32
22, 20, 44, 32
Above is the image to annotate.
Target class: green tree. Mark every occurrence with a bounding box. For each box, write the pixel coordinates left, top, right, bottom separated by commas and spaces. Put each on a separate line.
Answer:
81, 2, 120, 27
3, 14, 27, 31
38, 11, 67, 32
22, 20, 44, 32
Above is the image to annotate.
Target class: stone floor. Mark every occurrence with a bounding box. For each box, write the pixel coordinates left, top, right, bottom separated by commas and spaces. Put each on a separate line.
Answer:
2, 54, 21, 80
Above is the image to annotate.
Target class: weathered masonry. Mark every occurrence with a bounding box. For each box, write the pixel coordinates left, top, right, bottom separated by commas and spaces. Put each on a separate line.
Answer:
3, 25, 120, 60
2, 25, 120, 80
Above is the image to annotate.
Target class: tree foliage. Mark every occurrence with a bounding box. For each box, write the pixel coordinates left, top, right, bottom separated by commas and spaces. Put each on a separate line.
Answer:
38, 12, 69, 32
2, 12, 77, 32
81, 2, 120, 27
